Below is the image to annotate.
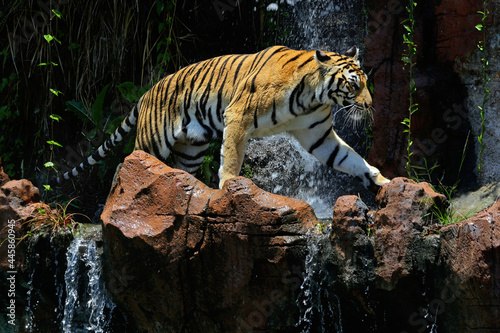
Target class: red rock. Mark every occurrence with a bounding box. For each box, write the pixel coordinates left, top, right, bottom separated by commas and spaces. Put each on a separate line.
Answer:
0, 178, 44, 272
101, 150, 316, 332
373, 178, 446, 288
439, 199, 500, 330
0, 157, 10, 186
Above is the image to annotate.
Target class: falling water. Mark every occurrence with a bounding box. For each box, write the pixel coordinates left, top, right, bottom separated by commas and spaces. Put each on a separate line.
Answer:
295, 231, 342, 333
61, 226, 116, 333
250, 1, 367, 331
245, 0, 370, 220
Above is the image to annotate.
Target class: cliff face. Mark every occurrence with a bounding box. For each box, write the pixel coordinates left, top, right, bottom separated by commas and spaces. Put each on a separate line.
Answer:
99, 151, 500, 332
364, 0, 500, 186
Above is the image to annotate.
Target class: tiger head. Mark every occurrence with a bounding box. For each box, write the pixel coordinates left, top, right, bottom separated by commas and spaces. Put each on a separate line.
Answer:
314, 47, 372, 124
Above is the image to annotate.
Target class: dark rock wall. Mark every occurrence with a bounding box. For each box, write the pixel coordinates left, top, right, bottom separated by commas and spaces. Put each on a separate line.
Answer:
365, 0, 498, 186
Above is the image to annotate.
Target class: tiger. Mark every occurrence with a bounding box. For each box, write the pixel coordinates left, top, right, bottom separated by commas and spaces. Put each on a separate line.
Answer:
60, 45, 390, 189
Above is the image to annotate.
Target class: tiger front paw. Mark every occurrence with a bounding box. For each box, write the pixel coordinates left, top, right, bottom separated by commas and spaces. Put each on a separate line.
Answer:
357, 166, 390, 188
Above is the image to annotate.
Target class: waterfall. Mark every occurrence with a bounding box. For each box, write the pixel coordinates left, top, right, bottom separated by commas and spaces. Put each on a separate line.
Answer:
61, 226, 116, 333
245, 0, 370, 219
296, 232, 342, 332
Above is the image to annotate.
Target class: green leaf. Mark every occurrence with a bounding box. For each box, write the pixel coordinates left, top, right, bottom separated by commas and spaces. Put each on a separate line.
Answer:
38, 62, 58, 66
106, 115, 125, 135
92, 83, 110, 127
475, 24, 483, 31
44, 34, 61, 44
44, 161, 55, 168
66, 100, 93, 124
43, 184, 53, 191
50, 114, 62, 122
118, 82, 151, 103
52, 9, 62, 19
50, 88, 62, 96
47, 140, 63, 147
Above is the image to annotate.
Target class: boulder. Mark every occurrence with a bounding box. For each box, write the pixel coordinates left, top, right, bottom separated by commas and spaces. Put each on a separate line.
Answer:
373, 177, 446, 288
101, 150, 316, 332
0, 157, 10, 186
330, 178, 500, 332
439, 199, 500, 331
0, 176, 45, 272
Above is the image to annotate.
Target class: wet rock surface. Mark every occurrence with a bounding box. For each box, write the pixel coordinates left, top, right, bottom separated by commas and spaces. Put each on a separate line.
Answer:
330, 178, 500, 332
0, 171, 45, 272
101, 150, 316, 332
101, 152, 499, 332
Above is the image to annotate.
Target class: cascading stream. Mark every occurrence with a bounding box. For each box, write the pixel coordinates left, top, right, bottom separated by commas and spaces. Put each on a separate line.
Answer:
61, 227, 115, 333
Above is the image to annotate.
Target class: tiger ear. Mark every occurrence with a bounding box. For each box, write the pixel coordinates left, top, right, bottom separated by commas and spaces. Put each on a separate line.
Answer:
345, 46, 359, 60
345, 46, 360, 67
314, 50, 331, 64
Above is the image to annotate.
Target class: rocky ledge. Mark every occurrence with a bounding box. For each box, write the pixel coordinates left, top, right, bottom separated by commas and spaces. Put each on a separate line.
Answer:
1, 153, 498, 332
100, 151, 499, 332
100, 150, 316, 332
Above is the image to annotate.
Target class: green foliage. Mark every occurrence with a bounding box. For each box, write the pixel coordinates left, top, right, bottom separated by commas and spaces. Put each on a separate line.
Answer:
0, 72, 22, 177
416, 133, 471, 225
241, 164, 253, 179
15, 198, 86, 246
118, 82, 153, 103
65, 82, 137, 181
476, 1, 490, 176
40, 13, 64, 193
422, 197, 475, 226
197, 142, 221, 185
256, 1, 292, 47
401, 0, 419, 179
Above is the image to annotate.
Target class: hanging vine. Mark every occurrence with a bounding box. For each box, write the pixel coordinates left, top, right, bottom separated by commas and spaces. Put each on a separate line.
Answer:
401, 0, 418, 178
475, 0, 490, 176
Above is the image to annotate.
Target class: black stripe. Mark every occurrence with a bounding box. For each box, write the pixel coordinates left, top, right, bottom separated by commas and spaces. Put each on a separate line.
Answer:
253, 105, 259, 128
309, 113, 330, 129
248, 46, 288, 100
271, 101, 277, 125
327, 75, 338, 90
338, 153, 349, 165
326, 145, 340, 168
117, 126, 127, 138
232, 54, 249, 86
172, 149, 207, 161
281, 52, 304, 69
248, 47, 273, 73
308, 127, 331, 154
289, 76, 306, 116
297, 56, 314, 69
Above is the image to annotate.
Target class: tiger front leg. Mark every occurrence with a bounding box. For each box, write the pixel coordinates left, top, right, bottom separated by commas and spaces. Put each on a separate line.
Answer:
290, 126, 390, 188
219, 116, 251, 189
